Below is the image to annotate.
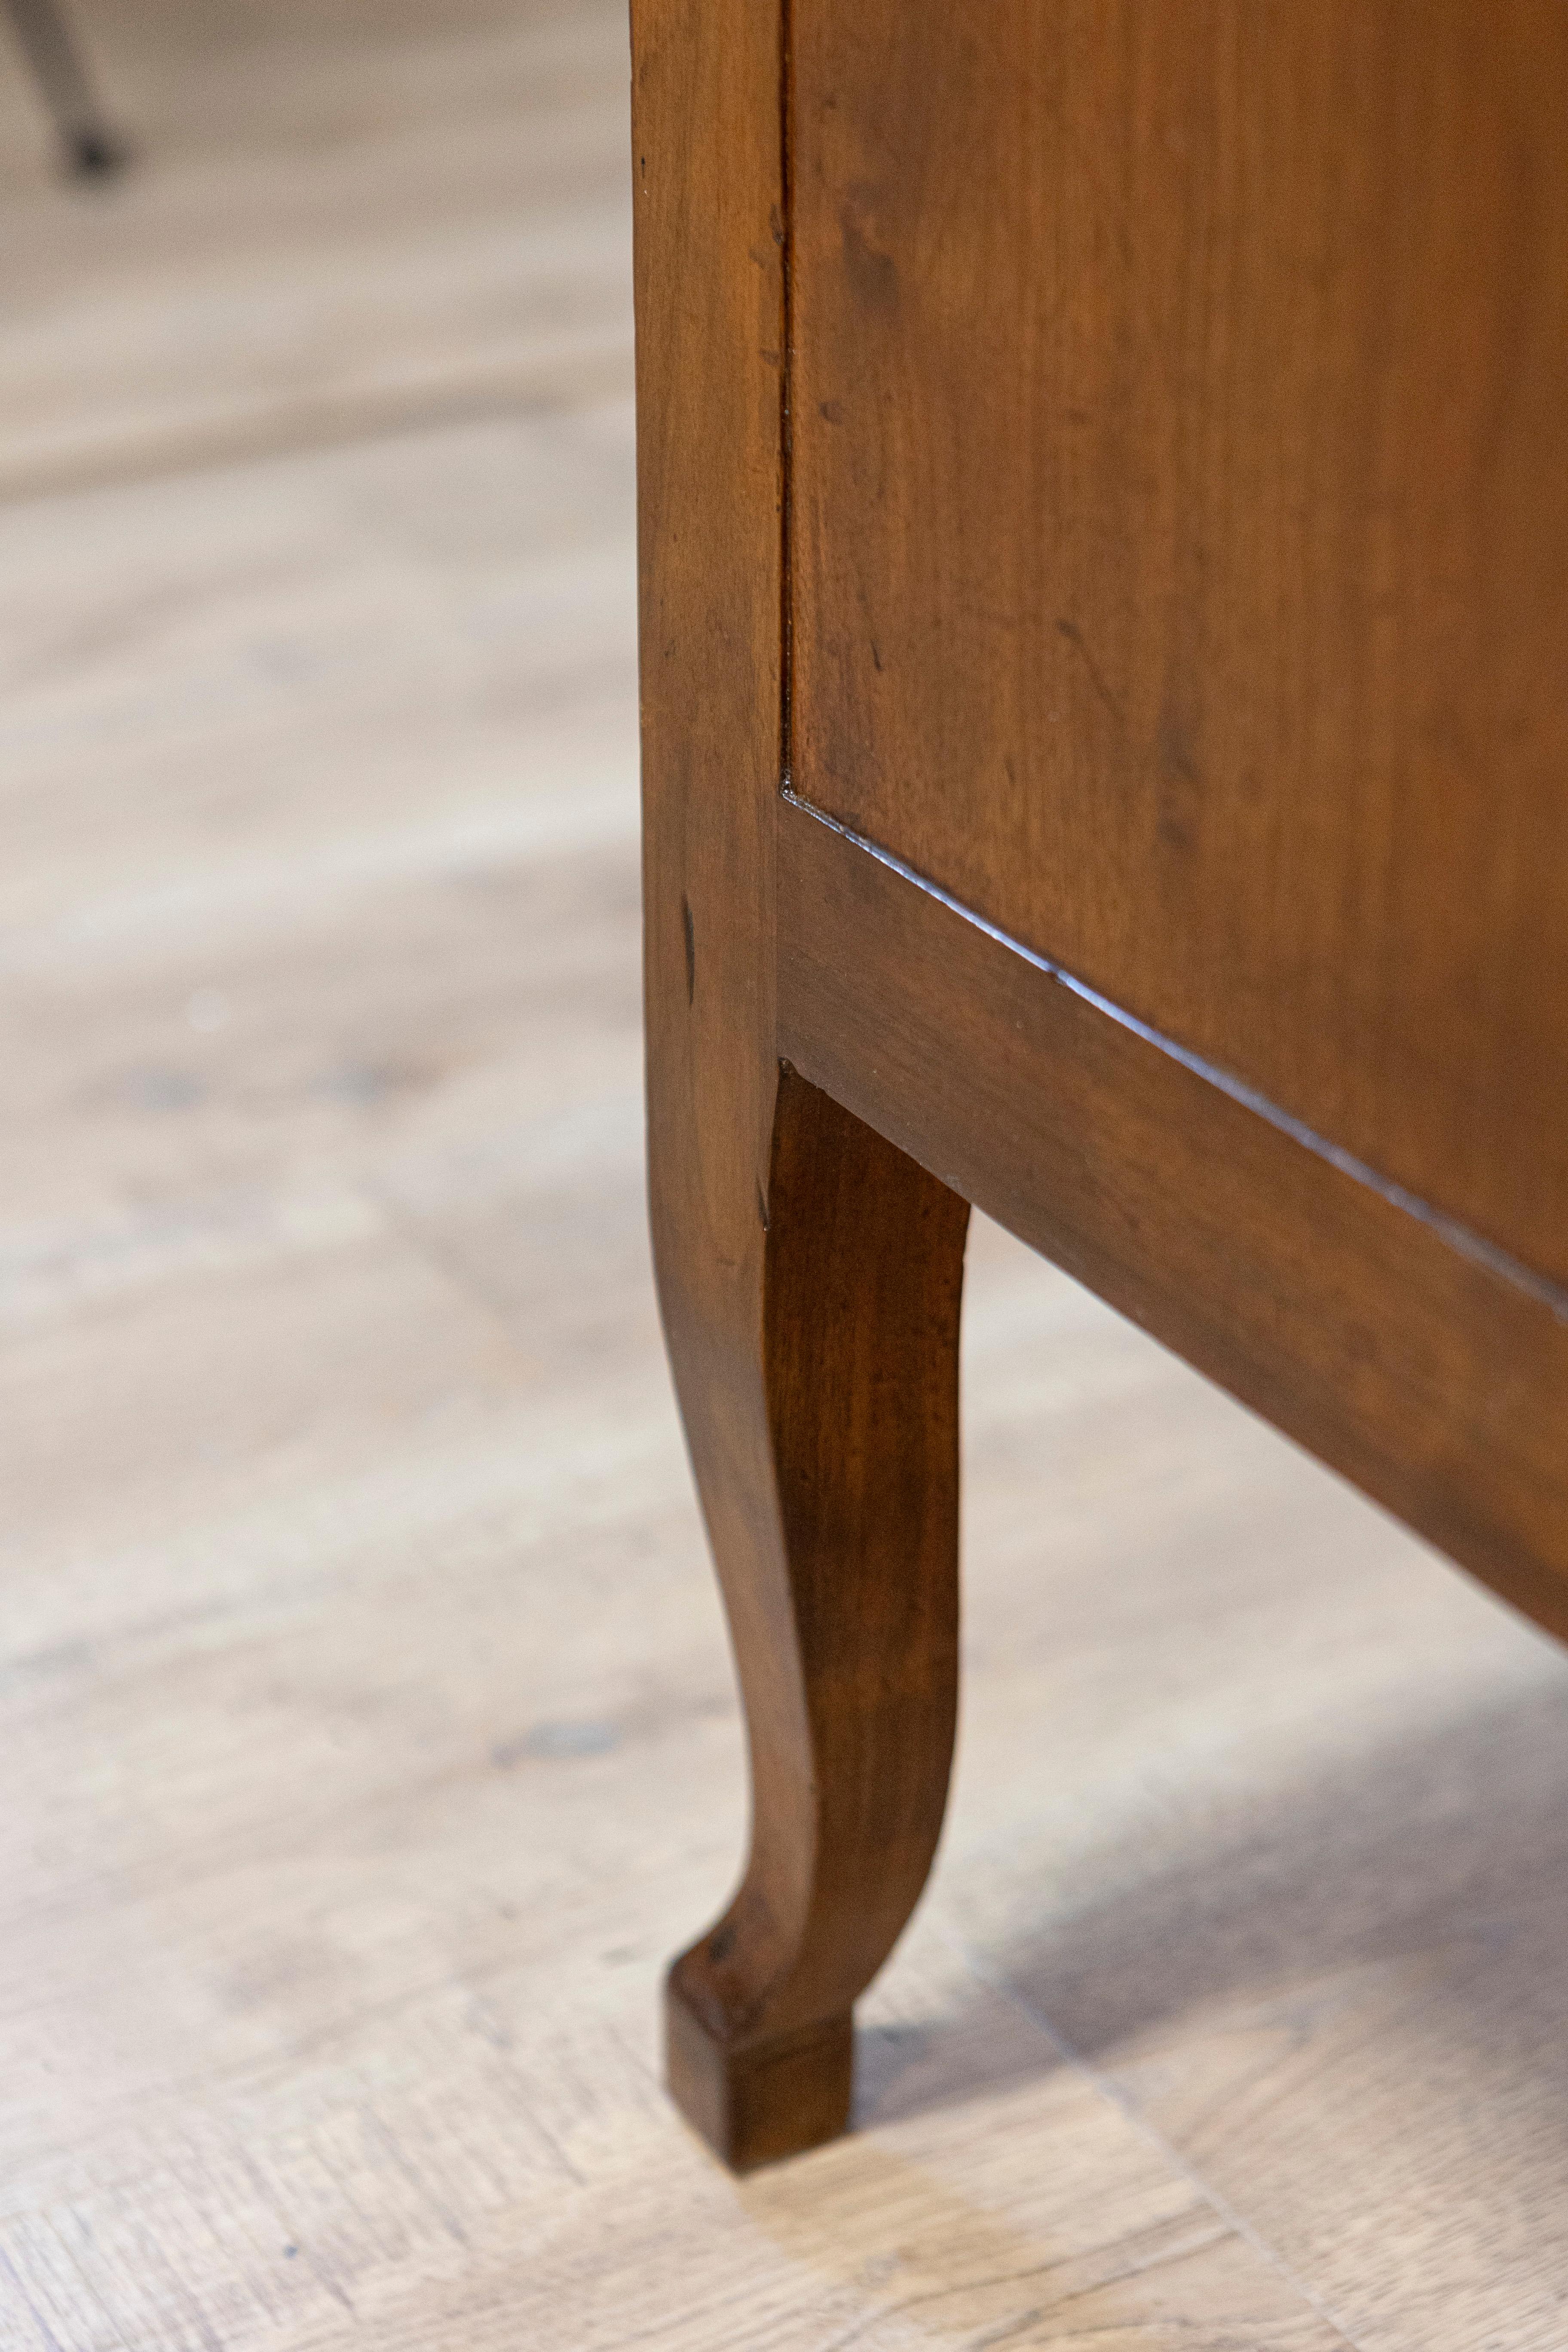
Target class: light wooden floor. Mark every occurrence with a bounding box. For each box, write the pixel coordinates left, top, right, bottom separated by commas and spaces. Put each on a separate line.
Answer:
4, 6, 1568, 2346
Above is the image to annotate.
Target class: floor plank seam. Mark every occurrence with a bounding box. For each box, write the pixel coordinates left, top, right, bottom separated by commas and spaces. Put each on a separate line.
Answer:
0, 348, 635, 513
361, 1179, 550, 1369
943, 1926, 1373, 2352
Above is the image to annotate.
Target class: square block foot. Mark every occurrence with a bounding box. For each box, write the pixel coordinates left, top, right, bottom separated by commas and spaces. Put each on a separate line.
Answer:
665, 1981, 853, 2172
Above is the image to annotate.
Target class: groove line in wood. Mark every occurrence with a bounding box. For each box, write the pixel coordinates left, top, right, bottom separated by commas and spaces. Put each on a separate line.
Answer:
781, 790, 1568, 1326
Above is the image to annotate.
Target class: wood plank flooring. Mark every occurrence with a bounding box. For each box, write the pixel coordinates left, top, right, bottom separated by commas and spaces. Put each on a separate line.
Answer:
3, 3, 1566, 2344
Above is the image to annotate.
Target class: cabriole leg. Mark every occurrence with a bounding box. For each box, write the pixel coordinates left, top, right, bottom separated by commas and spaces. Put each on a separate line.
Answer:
654, 1065, 968, 2171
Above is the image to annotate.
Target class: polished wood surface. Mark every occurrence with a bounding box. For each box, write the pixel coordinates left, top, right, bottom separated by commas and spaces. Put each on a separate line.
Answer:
779, 797, 1568, 1641
666, 1074, 969, 2171
636, 0, 1568, 2193
632, 0, 972, 2170
791, 0, 1568, 1287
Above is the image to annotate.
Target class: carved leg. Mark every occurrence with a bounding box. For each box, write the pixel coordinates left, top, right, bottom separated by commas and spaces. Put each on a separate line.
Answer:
655, 1067, 968, 2171
631, 0, 965, 2174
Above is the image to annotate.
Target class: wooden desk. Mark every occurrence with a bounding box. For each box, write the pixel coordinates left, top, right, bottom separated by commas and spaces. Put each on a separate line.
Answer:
631, 0, 1568, 2172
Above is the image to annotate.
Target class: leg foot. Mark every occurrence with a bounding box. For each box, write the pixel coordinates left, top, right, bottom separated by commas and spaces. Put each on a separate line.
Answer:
666, 1978, 851, 2171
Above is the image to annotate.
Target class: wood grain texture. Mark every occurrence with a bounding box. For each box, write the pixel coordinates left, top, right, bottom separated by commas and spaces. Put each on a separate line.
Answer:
633, 0, 973, 2171
665, 1074, 969, 2171
778, 796, 1568, 1643
789, 0, 1568, 1290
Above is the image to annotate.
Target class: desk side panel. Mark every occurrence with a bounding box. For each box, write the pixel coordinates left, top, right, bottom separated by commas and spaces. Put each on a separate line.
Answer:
788, 0, 1568, 1290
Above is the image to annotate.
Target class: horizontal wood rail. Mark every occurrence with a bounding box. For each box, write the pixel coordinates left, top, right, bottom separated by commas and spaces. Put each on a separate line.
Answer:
778, 790, 1568, 1646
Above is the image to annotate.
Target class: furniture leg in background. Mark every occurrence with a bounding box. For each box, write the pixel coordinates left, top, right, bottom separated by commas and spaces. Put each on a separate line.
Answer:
4, 0, 123, 174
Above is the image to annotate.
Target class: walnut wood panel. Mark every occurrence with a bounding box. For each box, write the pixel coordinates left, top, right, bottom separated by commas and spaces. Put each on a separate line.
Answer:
778, 795, 1568, 1648
789, 0, 1568, 1291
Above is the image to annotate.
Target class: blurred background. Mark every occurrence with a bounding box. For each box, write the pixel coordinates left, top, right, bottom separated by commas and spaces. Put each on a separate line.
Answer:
4, 5, 1568, 2346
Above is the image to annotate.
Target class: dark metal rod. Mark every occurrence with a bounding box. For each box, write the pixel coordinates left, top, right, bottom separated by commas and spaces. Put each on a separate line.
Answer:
3, 0, 123, 174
